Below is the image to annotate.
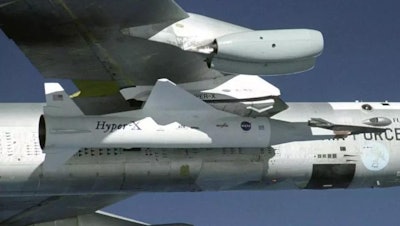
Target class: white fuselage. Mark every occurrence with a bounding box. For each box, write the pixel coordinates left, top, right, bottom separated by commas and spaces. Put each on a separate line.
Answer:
1, 102, 400, 197
41, 115, 271, 149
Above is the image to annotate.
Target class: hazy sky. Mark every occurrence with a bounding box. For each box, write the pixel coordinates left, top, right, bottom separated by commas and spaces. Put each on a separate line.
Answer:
1, 0, 400, 225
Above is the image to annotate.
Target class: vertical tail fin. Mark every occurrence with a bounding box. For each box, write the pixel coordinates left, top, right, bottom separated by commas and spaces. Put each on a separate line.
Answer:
44, 83, 83, 116
142, 79, 215, 112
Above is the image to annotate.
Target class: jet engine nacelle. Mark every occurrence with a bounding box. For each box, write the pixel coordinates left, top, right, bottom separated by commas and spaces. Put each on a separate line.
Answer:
209, 29, 324, 75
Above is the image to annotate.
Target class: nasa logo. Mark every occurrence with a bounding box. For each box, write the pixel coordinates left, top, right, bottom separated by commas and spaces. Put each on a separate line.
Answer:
241, 121, 251, 131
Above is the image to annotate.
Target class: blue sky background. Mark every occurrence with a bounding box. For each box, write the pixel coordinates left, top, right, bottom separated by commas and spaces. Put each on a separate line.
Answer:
1, 0, 400, 225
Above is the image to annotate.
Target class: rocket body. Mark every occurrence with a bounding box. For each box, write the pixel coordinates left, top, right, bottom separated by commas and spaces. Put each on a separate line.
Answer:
40, 115, 272, 149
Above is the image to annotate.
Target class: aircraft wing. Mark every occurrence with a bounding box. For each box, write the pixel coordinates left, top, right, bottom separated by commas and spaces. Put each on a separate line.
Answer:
0, 0, 226, 114
308, 118, 388, 137
0, 194, 132, 226
0, 0, 194, 83
0, 194, 191, 226
0, 0, 323, 115
32, 211, 192, 226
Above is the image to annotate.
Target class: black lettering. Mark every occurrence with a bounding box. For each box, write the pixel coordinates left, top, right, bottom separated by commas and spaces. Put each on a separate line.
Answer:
395, 128, 400, 140
117, 124, 127, 130
384, 128, 394, 141
197, 93, 216, 100
104, 124, 111, 133
111, 124, 118, 132
130, 121, 142, 130
364, 133, 373, 140
96, 121, 129, 133
96, 121, 106, 130
374, 132, 383, 141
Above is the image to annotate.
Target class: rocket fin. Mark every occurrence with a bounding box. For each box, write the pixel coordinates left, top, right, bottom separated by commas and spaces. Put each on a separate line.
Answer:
143, 78, 215, 112
44, 83, 83, 116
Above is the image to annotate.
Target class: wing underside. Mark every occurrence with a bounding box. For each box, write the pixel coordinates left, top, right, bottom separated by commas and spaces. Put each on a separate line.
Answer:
0, 194, 133, 226
0, 0, 225, 114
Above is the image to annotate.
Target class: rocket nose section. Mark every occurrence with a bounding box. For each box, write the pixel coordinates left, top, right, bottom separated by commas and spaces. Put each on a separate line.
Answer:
308, 29, 324, 57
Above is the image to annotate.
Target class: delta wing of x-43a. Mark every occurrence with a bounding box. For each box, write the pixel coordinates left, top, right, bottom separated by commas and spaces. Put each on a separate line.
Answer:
0, 1, 395, 226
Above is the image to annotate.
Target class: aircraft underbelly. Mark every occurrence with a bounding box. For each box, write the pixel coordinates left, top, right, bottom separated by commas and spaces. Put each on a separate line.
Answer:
0, 142, 399, 195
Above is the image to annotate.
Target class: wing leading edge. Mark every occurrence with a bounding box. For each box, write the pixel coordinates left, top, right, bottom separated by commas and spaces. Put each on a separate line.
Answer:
30, 211, 193, 226
0, 194, 132, 226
